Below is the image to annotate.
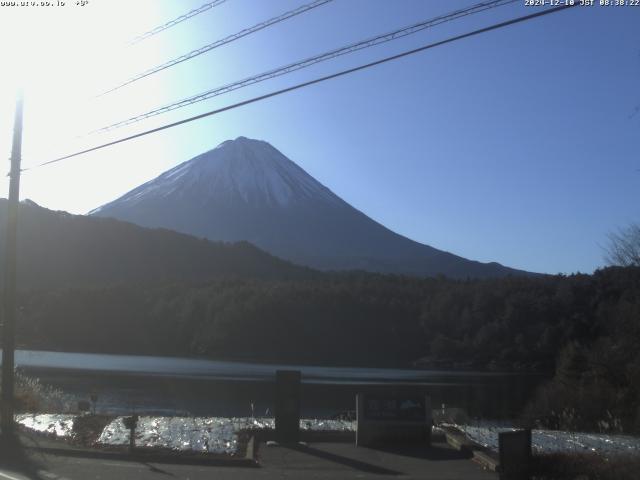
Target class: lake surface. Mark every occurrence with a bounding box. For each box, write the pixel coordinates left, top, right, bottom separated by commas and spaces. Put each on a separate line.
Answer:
10, 350, 545, 419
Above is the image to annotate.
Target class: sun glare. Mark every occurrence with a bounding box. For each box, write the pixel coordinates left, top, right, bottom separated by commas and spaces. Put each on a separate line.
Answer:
0, 1, 172, 171
0, 1, 183, 215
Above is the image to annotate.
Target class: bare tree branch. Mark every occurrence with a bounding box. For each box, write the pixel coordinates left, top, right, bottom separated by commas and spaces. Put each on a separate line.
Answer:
604, 223, 640, 267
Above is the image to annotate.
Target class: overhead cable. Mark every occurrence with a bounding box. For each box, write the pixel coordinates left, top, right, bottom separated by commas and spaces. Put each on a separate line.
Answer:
105, 0, 334, 95
28, 3, 578, 171
94, 0, 518, 134
128, 0, 229, 45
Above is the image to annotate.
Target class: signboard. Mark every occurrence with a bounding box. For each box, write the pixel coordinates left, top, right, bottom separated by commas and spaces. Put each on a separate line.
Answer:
356, 393, 431, 447
363, 397, 426, 422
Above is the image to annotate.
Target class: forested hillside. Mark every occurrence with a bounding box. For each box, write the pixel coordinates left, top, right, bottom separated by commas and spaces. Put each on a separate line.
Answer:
0, 200, 312, 289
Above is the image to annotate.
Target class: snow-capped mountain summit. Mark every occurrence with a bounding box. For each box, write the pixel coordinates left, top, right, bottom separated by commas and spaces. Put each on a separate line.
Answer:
92, 136, 339, 213
91, 137, 529, 278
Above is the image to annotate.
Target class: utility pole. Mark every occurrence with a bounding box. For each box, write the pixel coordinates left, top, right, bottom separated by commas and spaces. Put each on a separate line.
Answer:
1, 92, 23, 436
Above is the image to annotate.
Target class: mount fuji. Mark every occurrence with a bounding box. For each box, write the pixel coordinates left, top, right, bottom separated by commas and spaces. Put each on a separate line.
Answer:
90, 137, 528, 278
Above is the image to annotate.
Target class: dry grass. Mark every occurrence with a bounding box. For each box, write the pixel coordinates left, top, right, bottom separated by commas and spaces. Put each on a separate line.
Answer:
10, 370, 75, 413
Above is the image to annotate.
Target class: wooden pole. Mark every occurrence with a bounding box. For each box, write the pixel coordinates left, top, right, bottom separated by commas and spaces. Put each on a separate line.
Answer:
1, 92, 23, 436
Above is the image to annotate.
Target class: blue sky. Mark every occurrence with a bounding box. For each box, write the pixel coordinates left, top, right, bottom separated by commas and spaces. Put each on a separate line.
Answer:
0, 0, 638, 275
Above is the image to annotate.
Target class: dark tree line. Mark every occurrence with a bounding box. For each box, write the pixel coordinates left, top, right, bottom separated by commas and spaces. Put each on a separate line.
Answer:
12, 267, 638, 370
7, 266, 640, 432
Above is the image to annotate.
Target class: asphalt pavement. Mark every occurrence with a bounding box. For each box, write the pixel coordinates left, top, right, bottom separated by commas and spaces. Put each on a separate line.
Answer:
0, 432, 496, 480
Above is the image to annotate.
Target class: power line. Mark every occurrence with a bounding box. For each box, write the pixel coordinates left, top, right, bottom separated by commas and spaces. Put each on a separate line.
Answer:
103, 0, 335, 96
28, 3, 577, 171
93, 0, 517, 134
128, 0, 229, 45
96, 0, 514, 132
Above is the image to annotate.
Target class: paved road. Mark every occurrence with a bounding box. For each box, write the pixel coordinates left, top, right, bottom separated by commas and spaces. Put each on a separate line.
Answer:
0, 438, 495, 479
257, 440, 496, 479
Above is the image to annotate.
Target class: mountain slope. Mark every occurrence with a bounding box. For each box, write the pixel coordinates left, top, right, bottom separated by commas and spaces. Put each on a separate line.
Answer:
0, 199, 310, 290
91, 136, 530, 279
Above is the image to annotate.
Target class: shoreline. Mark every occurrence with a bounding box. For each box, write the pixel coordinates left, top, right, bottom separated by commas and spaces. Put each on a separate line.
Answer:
13, 347, 550, 375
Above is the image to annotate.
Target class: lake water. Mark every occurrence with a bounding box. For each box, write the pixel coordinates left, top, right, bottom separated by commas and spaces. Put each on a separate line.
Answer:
11, 350, 545, 419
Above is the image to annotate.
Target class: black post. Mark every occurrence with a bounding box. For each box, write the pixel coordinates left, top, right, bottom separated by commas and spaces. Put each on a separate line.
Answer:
499, 428, 532, 480
275, 370, 301, 443
123, 415, 139, 453
1, 93, 23, 436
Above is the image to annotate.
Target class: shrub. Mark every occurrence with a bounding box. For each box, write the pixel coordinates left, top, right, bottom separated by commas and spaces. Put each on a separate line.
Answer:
2, 369, 75, 413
